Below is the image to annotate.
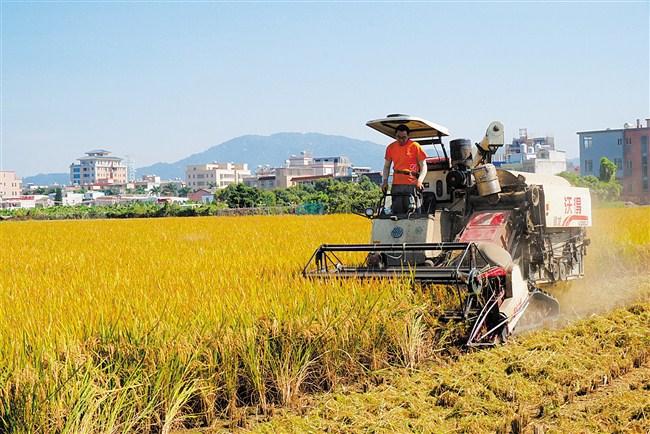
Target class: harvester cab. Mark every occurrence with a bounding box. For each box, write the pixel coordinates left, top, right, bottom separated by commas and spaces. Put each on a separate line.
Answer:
304, 115, 592, 347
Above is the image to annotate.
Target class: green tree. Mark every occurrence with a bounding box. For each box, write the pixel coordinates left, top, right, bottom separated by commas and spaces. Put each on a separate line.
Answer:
313, 177, 381, 213
599, 157, 617, 182
54, 188, 63, 204
103, 187, 121, 196
259, 190, 277, 207
216, 183, 261, 208
178, 186, 191, 197
274, 188, 302, 206
161, 183, 179, 196
558, 171, 622, 202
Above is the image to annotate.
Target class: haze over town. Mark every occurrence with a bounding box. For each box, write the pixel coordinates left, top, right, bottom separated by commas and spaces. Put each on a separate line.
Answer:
2, 2, 648, 177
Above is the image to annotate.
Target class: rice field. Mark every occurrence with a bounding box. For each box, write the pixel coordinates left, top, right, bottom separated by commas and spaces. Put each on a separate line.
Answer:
255, 302, 650, 433
0, 208, 649, 432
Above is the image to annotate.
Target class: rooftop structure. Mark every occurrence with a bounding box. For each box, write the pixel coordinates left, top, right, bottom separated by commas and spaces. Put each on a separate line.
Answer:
70, 150, 128, 186
501, 129, 567, 175
504, 128, 556, 165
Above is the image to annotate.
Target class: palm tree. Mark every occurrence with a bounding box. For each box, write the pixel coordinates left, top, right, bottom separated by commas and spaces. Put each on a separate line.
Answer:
162, 183, 179, 197
178, 186, 191, 198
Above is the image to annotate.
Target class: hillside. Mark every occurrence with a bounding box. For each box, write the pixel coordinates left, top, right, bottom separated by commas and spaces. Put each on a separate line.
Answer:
23, 133, 386, 184
22, 172, 71, 186
137, 132, 385, 179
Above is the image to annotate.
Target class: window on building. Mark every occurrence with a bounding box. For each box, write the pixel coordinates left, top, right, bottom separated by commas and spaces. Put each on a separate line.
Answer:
583, 137, 592, 149
584, 160, 593, 173
614, 158, 623, 170
617, 138, 623, 145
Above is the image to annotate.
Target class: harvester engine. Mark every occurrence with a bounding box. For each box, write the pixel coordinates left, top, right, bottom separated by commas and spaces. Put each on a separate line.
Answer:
304, 115, 591, 347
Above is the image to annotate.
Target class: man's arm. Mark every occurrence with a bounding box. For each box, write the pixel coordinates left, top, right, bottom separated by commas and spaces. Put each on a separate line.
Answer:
381, 159, 391, 192
417, 159, 427, 189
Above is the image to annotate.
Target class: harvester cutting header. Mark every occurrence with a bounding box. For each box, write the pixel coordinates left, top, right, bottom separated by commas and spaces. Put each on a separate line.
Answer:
304, 114, 592, 346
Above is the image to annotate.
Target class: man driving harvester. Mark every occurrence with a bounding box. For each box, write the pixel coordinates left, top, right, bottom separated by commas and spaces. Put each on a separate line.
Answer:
381, 124, 428, 214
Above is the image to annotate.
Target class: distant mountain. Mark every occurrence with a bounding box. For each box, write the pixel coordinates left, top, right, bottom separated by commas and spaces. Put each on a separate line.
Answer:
24, 133, 388, 185
23, 172, 70, 186
136, 133, 386, 179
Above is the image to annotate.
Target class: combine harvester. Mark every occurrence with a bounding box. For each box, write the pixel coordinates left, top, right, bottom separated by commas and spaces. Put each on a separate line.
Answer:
304, 115, 592, 347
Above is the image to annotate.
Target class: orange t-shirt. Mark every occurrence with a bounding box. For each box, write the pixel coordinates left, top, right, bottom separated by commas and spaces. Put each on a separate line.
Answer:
385, 139, 427, 185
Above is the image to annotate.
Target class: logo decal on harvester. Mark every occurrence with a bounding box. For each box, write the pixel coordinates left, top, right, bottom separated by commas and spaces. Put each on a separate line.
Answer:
391, 226, 404, 238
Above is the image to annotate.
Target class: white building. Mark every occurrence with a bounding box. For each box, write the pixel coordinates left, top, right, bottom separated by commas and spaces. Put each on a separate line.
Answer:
502, 129, 567, 175
134, 175, 161, 192
47, 192, 85, 206
0, 171, 22, 198
521, 149, 567, 175
504, 129, 556, 165
92, 195, 159, 206
84, 191, 105, 201
185, 162, 251, 191
0, 195, 52, 209
70, 149, 128, 186
249, 152, 352, 189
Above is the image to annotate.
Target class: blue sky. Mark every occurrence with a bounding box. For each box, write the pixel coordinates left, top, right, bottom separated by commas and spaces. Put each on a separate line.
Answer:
2, 1, 649, 176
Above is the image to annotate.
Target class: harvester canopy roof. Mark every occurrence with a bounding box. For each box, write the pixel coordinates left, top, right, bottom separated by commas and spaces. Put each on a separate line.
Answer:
366, 114, 451, 139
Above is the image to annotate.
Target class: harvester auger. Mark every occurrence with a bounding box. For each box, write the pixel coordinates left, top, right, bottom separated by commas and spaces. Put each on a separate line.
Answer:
303, 115, 591, 347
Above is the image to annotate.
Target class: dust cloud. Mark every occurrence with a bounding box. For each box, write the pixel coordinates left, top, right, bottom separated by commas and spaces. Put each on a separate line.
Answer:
550, 222, 649, 320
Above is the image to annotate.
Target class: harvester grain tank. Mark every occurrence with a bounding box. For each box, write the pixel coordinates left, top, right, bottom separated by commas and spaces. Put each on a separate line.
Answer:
304, 115, 592, 346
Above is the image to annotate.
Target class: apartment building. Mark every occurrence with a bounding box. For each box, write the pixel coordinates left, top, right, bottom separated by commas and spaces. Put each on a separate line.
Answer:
622, 119, 650, 203
272, 152, 352, 189
578, 118, 650, 203
0, 171, 22, 198
70, 150, 128, 185
185, 162, 251, 190
244, 152, 354, 190
577, 129, 624, 179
